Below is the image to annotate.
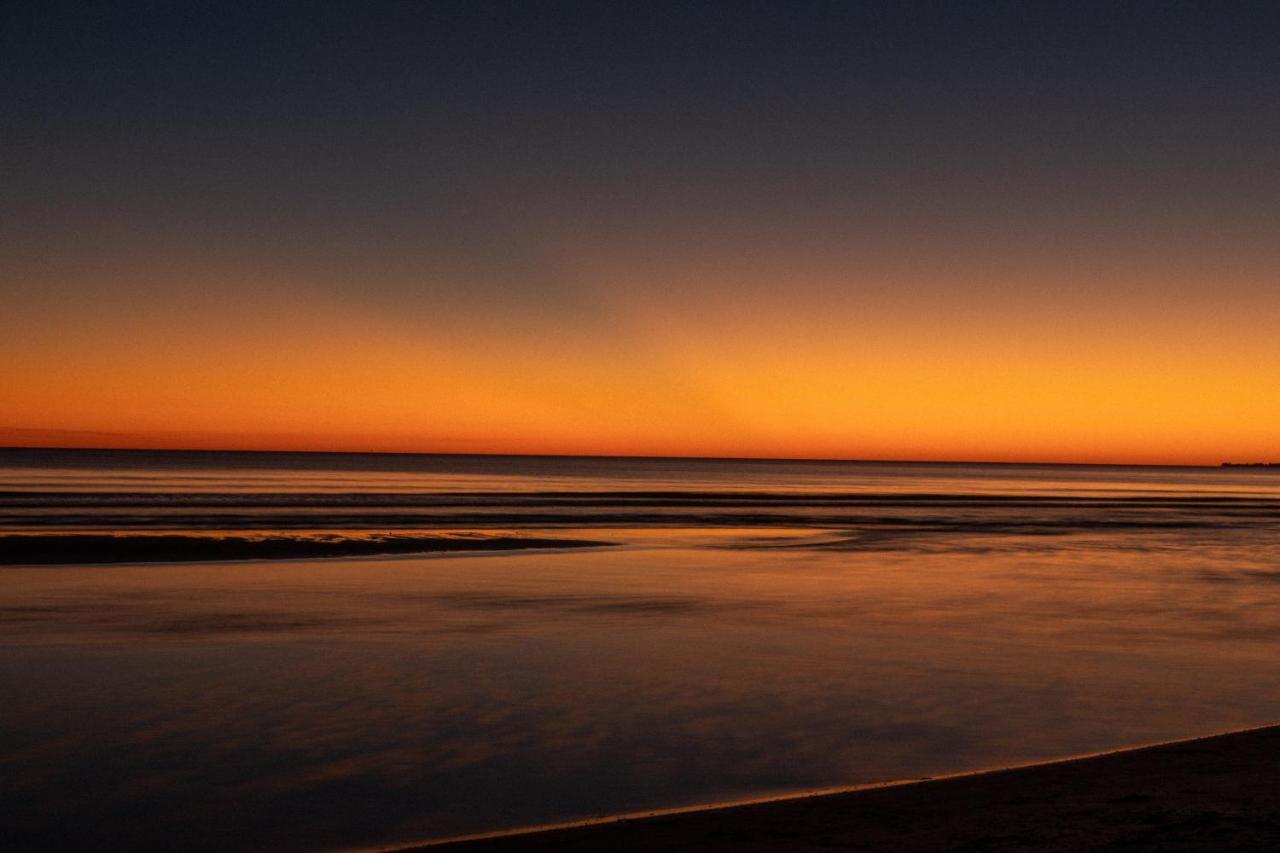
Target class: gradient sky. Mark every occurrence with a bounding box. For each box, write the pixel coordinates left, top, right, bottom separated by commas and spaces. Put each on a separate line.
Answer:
4, 1, 1280, 463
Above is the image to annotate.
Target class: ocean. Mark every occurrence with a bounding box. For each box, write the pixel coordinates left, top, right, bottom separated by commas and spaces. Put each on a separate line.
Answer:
4, 448, 1280, 850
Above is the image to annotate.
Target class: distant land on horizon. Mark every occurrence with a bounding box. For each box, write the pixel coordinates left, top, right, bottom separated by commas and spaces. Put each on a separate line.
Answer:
0, 443, 1252, 471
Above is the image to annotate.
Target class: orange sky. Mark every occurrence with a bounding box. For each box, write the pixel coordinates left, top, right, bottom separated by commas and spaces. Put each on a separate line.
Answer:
6, 5, 1280, 466
5, 236, 1279, 466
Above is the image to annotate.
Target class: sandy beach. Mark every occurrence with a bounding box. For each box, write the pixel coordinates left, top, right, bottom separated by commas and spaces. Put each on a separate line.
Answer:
425, 724, 1280, 851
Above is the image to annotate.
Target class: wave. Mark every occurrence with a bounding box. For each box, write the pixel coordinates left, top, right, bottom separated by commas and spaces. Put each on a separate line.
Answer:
0, 533, 614, 566
0, 510, 1256, 531
4, 490, 1280, 507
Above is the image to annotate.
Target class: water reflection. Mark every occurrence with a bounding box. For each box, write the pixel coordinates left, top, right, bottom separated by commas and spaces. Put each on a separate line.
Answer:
6, 526, 1280, 851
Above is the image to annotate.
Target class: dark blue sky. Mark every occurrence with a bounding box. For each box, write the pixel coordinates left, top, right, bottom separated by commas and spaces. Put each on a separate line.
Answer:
7, 1, 1279, 259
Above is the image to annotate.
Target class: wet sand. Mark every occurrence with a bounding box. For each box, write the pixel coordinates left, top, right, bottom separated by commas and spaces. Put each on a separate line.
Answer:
425, 724, 1280, 851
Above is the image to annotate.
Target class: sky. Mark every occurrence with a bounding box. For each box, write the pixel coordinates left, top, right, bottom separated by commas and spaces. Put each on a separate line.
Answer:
3, 1, 1280, 464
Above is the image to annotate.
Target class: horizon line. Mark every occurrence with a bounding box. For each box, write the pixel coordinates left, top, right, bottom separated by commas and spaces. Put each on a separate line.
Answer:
0, 443, 1247, 470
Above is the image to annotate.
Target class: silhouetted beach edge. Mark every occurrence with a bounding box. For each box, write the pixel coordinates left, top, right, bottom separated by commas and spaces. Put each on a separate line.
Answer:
410, 724, 1280, 851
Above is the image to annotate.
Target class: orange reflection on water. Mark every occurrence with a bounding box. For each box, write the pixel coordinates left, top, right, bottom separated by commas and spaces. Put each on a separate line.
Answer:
5, 514, 1280, 850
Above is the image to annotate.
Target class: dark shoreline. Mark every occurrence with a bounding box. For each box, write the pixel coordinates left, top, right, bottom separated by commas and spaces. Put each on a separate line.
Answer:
0, 533, 613, 565
420, 724, 1280, 851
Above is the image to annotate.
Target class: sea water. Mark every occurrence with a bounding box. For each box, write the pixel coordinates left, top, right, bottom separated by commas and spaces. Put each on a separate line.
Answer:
4, 449, 1280, 850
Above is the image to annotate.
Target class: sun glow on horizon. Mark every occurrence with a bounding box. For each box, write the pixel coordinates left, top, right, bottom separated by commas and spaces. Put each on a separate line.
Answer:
6, 4, 1280, 468
5, 253, 1278, 468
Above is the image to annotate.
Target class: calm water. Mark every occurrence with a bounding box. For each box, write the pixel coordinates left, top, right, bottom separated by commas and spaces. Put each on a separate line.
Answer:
5, 449, 1280, 851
